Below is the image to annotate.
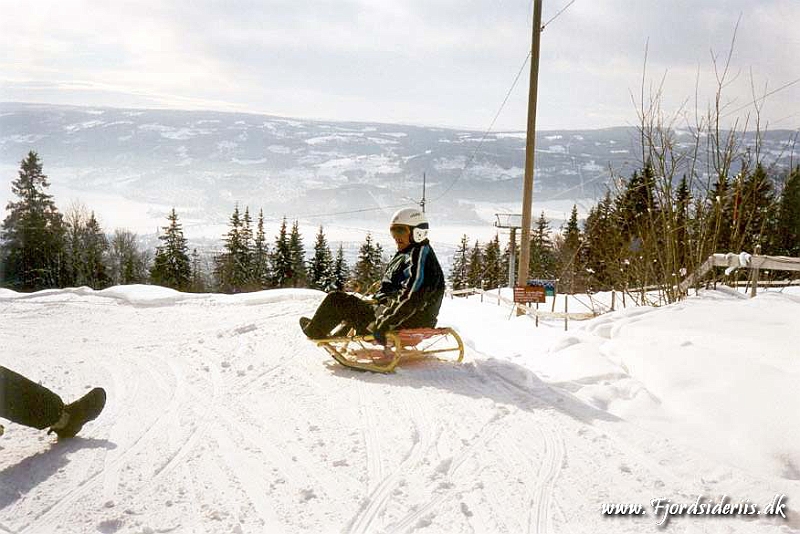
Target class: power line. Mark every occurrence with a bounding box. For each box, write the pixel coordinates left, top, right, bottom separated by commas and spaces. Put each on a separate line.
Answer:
541, 0, 577, 31
432, 51, 532, 202
293, 203, 409, 220
722, 75, 800, 120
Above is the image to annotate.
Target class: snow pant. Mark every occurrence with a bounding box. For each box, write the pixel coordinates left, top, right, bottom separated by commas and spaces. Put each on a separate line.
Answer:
0, 366, 64, 430
304, 291, 376, 339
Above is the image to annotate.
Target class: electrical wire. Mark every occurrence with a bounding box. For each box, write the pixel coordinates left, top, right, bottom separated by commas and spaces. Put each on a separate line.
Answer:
722, 75, 800, 120
431, 51, 532, 203
541, 0, 577, 31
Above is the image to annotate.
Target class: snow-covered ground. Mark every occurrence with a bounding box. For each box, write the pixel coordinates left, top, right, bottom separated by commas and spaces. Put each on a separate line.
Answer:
1, 285, 799, 534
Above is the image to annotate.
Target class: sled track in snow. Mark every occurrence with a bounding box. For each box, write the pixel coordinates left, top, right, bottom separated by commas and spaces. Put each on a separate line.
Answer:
17, 353, 192, 534
347, 389, 436, 534
383, 394, 516, 533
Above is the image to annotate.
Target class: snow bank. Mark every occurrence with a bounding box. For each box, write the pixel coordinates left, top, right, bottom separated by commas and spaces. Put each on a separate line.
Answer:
443, 288, 800, 481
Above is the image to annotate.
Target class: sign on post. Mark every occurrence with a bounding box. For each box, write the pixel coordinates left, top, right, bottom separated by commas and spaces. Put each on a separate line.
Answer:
514, 285, 546, 304
528, 279, 557, 296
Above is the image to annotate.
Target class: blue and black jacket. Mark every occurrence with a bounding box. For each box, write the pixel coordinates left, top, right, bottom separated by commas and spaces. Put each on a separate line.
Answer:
371, 239, 445, 334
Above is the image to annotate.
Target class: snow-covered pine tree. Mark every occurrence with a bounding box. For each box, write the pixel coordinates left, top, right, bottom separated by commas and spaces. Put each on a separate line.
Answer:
449, 234, 470, 291
271, 218, 292, 288
1, 151, 66, 290
288, 221, 307, 288
331, 244, 349, 291
150, 208, 191, 291
308, 226, 333, 291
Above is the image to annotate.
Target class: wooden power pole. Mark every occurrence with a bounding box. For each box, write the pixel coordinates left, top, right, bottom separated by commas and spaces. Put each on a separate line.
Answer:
517, 0, 543, 287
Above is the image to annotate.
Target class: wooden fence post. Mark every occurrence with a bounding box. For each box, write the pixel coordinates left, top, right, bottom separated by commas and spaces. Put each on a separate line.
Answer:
564, 294, 568, 331
750, 245, 761, 298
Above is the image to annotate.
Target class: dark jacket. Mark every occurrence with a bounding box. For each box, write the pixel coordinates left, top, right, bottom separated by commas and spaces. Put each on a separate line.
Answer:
372, 239, 445, 333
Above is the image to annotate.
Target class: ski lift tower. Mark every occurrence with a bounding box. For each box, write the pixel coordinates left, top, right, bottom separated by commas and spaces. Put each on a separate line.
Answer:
495, 213, 523, 288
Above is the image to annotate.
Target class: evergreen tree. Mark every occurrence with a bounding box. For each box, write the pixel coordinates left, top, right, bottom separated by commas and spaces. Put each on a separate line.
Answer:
707, 173, 733, 253
731, 164, 775, 252
352, 233, 381, 292
288, 221, 307, 288
466, 240, 483, 288
108, 229, 149, 285
674, 175, 691, 269
240, 206, 254, 285
83, 211, 110, 289
331, 244, 349, 291
189, 248, 207, 293
214, 204, 248, 292
1, 151, 66, 290
63, 202, 91, 287
150, 208, 191, 291
308, 226, 333, 291
557, 205, 583, 291
270, 217, 292, 288
582, 195, 618, 289
529, 211, 556, 279
449, 234, 470, 291
775, 166, 800, 256
482, 234, 503, 290
252, 209, 271, 289
372, 242, 386, 282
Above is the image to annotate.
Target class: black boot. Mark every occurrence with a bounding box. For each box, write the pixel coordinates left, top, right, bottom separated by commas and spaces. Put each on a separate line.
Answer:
48, 387, 107, 439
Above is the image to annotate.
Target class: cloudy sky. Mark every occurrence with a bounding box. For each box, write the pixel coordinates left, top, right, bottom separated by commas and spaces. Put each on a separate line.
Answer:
1, 0, 798, 131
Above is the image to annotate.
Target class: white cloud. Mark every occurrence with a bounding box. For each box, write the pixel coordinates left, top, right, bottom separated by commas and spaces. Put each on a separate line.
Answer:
1, 0, 797, 130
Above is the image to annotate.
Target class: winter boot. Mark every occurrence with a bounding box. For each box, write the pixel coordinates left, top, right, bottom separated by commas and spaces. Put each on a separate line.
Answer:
48, 387, 107, 439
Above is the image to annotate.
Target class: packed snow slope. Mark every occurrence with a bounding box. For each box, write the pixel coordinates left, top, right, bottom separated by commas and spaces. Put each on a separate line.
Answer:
1, 285, 798, 534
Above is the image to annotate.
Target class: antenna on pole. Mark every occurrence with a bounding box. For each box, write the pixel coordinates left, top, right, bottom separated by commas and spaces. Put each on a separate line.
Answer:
421, 172, 427, 213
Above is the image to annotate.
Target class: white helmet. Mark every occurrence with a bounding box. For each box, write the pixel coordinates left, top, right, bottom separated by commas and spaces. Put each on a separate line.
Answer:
390, 207, 429, 243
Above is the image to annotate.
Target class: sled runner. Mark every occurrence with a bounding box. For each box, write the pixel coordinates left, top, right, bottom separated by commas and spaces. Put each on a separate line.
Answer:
315, 327, 464, 373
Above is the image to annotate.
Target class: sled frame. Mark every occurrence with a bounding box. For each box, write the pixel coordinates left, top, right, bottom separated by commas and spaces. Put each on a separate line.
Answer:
316, 327, 464, 373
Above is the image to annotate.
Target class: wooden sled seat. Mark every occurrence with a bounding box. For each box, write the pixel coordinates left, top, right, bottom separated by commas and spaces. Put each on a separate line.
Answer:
315, 326, 464, 373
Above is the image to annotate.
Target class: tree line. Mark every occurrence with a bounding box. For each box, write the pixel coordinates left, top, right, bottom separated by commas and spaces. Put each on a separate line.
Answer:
0, 151, 393, 293
448, 161, 800, 300
3, 151, 799, 297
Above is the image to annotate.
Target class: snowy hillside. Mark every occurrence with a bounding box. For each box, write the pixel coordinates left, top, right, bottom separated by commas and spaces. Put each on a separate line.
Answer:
1, 286, 799, 534
2, 103, 797, 248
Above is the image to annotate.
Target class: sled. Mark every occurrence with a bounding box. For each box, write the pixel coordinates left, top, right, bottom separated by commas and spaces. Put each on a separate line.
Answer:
315, 327, 464, 373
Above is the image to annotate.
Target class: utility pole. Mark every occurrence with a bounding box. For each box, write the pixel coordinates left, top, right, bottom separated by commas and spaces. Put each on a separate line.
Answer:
517, 0, 543, 288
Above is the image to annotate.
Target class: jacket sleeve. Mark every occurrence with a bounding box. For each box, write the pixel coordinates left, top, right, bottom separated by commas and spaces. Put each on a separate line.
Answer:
372, 244, 431, 333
